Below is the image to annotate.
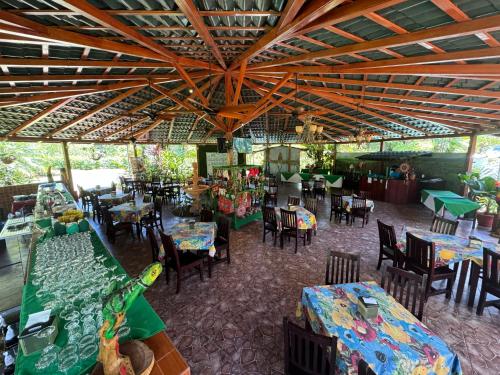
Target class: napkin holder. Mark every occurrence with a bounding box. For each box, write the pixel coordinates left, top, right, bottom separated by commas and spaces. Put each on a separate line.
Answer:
357, 297, 378, 320
19, 315, 59, 356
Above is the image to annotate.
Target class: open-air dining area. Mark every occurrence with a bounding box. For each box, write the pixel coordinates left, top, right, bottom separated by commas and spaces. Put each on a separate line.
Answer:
0, 1, 499, 374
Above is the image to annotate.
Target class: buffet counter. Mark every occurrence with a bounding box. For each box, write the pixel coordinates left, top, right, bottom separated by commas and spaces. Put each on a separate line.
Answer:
359, 176, 419, 204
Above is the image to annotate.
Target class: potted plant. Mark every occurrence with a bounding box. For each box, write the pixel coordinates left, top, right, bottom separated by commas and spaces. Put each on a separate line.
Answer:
459, 173, 498, 228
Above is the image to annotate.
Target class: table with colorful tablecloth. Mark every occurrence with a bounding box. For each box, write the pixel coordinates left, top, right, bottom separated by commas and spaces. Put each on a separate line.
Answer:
85, 186, 113, 195
299, 281, 462, 375
342, 195, 375, 212
169, 222, 217, 257
421, 190, 480, 217
274, 206, 317, 231
281, 172, 343, 188
98, 192, 131, 206
108, 201, 153, 223
398, 227, 498, 304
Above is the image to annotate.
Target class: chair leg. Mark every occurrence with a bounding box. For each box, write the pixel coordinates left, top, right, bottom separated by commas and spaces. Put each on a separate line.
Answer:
295, 235, 298, 254
263, 229, 266, 243
226, 247, 230, 264
198, 266, 204, 281
273, 231, 277, 246
176, 271, 181, 294
376, 251, 383, 270
165, 266, 170, 284
280, 232, 284, 249
476, 287, 487, 315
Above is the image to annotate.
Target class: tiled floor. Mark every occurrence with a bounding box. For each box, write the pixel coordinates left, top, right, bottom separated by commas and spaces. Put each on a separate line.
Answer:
97, 184, 499, 375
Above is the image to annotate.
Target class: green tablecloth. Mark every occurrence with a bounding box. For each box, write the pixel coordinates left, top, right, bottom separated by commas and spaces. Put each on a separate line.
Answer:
421, 189, 480, 217
15, 231, 165, 375
281, 172, 343, 187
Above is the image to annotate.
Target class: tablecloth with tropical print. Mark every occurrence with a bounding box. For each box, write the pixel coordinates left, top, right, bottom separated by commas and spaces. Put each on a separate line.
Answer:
274, 206, 317, 231
299, 281, 462, 375
108, 201, 153, 223
170, 222, 217, 257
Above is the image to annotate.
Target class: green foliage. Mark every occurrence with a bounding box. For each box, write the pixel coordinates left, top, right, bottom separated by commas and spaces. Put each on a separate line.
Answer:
0, 141, 129, 186
458, 172, 498, 214
143, 144, 197, 180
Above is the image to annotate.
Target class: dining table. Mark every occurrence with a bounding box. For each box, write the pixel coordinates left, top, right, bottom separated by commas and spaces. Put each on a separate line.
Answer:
108, 201, 153, 238
98, 192, 131, 206
298, 281, 462, 374
274, 206, 317, 231
342, 195, 375, 212
397, 227, 499, 305
169, 221, 217, 277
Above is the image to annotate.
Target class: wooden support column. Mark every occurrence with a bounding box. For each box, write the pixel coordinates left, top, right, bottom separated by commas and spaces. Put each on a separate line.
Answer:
61, 141, 75, 196
225, 132, 234, 165
463, 134, 477, 195
379, 141, 384, 174
332, 143, 337, 173
288, 144, 291, 173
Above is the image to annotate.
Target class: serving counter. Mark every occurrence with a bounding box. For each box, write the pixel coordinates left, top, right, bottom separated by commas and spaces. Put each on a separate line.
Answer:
15, 183, 189, 375
359, 176, 419, 204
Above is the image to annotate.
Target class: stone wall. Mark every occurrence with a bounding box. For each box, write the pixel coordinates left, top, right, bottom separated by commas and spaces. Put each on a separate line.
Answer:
335, 152, 467, 193
0, 183, 39, 219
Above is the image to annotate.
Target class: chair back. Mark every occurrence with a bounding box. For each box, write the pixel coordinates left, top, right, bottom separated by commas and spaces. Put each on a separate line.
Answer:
351, 196, 367, 210
483, 247, 500, 289
381, 265, 426, 320
357, 359, 376, 375
405, 232, 435, 274
305, 197, 318, 215
341, 188, 352, 196
325, 251, 360, 285
301, 181, 311, 191
430, 215, 458, 235
102, 207, 114, 229
159, 230, 180, 270
216, 215, 231, 241
146, 227, 160, 263
154, 196, 162, 212
200, 209, 213, 222
287, 196, 300, 206
283, 317, 336, 375
331, 194, 343, 209
280, 209, 297, 230
143, 193, 152, 203
357, 190, 370, 199
263, 206, 277, 226
313, 179, 325, 189
377, 220, 397, 250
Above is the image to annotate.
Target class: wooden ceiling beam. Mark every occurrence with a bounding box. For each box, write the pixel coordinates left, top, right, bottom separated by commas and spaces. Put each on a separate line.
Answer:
48, 86, 143, 136
9, 9, 281, 17
249, 14, 500, 69
52, 0, 215, 71
276, 0, 307, 30
230, 0, 345, 69
0, 80, 147, 108
174, 0, 226, 69
311, 87, 500, 112
233, 59, 247, 106
251, 64, 500, 79
0, 57, 175, 69
247, 74, 500, 100
54, 25, 270, 32
294, 0, 405, 36
0, 11, 174, 63
105, 116, 149, 140
6, 98, 73, 136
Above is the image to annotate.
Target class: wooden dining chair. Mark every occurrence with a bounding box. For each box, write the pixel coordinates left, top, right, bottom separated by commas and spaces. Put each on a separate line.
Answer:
159, 230, 204, 294
287, 195, 301, 206
376, 220, 403, 269
146, 227, 161, 265
263, 206, 278, 245
381, 265, 426, 320
199, 208, 213, 222
357, 359, 376, 375
283, 317, 336, 375
313, 179, 326, 200
214, 215, 231, 264
429, 215, 459, 235
477, 247, 500, 316
357, 190, 370, 199
304, 197, 318, 216
301, 181, 312, 198
350, 196, 369, 228
102, 207, 134, 244
280, 209, 306, 253
405, 232, 458, 300
325, 251, 360, 285
329, 194, 344, 223
264, 191, 278, 207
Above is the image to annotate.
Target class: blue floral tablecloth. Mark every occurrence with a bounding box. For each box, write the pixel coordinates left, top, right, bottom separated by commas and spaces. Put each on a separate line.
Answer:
299, 281, 462, 375
108, 201, 153, 223
170, 222, 217, 257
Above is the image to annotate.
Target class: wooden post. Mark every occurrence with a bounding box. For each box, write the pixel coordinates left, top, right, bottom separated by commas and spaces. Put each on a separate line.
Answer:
463, 134, 477, 196
225, 132, 234, 165
287, 144, 291, 173
61, 141, 75, 195
379, 141, 384, 175
332, 143, 337, 173
132, 142, 138, 158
